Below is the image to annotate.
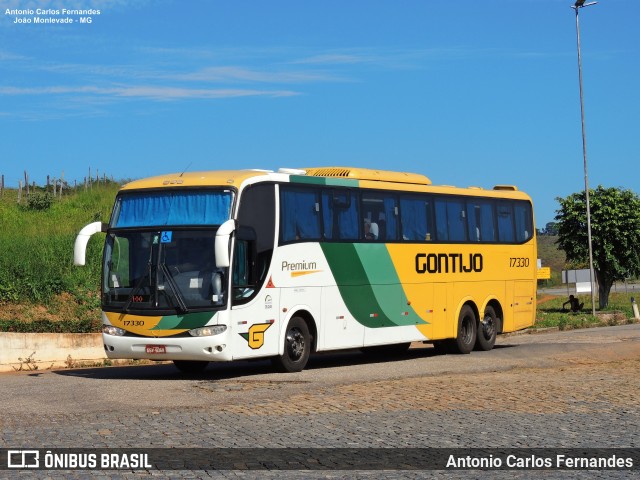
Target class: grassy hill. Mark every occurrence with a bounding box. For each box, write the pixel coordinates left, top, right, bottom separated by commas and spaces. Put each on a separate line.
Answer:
537, 235, 566, 286
0, 183, 119, 330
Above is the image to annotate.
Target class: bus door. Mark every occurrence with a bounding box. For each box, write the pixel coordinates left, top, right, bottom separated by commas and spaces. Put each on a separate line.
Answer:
230, 236, 281, 359
504, 280, 534, 332
512, 280, 535, 330
229, 183, 279, 359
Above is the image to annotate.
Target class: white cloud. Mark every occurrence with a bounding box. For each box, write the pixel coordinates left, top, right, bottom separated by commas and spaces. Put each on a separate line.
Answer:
0, 84, 300, 100
171, 66, 342, 84
291, 53, 374, 65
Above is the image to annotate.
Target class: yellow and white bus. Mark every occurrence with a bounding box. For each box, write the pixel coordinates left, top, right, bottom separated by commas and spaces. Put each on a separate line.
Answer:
74, 167, 536, 373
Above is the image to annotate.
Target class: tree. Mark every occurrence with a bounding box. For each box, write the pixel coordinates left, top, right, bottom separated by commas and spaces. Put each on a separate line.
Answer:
544, 222, 559, 236
555, 186, 640, 309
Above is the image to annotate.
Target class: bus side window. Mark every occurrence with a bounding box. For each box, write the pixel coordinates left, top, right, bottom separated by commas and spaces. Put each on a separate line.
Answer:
238, 184, 275, 284
447, 198, 467, 242
497, 202, 516, 242
514, 202, 533, 242
322, 190, 359, 240
280, 187, 321, 242
434, 199, 448, 241
234, 184, 275, 304
361, 193, 398, 241
400, 196, 431, 241
232, 239, 253, 300
467, 200, 496, 242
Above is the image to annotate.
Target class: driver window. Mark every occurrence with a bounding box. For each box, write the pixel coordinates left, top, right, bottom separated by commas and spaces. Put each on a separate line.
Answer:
232, 239, 254, 303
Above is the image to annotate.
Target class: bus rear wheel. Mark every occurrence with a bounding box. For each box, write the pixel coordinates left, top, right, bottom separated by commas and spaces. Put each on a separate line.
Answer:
476, 306, 498, 351
272, 316, 311, 373
173, 360, 209, 373
454, 305, 477, 354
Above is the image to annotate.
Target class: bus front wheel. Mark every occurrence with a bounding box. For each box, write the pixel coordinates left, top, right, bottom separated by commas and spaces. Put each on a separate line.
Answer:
476, 306, 498, 351
272, 316, 311, 373
454, 305, 477, 354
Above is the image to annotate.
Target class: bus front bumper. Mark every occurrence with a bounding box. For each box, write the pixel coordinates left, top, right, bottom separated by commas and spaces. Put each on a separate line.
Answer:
102, 333, 233, 362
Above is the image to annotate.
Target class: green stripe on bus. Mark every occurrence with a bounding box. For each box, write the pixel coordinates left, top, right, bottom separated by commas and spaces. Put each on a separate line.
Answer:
289, 175, 359, 187
321, 243, 426, 328
151, 311, 214, 330
354, 244, 426, 327
321, 243, 392, 327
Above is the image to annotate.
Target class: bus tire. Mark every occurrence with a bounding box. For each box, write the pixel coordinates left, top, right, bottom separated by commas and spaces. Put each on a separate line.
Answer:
476, 305, 498, 351
454, 305, 477, 354
173, 360, 209, 373
272, 316, 311, 373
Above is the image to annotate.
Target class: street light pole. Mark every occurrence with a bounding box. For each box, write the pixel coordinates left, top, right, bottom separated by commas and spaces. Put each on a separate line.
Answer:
571, 0, 597, 317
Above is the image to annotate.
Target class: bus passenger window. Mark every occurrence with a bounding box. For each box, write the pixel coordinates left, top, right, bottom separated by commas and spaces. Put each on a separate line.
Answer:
447, 199, 467, 242
467, 200, 496, 242
361, 193, 398, 241
400, 196, 430, 241
280, 187, 321, 242
514, 202, 533, 242
434, 200, 448, 241
322, 190, 359, 240
497, 202, 515, 242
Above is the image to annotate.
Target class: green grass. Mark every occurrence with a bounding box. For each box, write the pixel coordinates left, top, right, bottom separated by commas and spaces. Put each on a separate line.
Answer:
535, 291, 639, 330
0, 183, 119, 308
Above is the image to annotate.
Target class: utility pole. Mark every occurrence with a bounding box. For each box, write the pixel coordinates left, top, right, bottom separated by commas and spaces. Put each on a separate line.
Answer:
571, 0, 598, 317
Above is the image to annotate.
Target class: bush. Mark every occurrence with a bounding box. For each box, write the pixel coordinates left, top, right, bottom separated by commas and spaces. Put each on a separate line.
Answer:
26, 192, 55, 211
0, 282, 19, 303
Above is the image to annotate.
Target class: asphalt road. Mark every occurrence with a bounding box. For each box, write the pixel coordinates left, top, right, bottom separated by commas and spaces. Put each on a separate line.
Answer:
1, 324, 639, 479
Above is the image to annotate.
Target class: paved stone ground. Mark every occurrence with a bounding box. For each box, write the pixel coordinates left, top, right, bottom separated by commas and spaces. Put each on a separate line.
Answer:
1, 325, 639, 479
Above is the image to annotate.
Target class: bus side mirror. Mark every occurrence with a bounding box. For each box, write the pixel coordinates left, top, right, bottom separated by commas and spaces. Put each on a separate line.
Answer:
74, 221, 107, 266
215, 219, 236, 268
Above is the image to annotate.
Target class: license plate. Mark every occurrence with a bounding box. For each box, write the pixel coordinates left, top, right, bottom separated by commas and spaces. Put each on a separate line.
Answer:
146, 345, 166, 354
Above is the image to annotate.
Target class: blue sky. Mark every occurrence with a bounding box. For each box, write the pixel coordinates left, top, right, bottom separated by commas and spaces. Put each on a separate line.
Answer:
1, 0, 638, 226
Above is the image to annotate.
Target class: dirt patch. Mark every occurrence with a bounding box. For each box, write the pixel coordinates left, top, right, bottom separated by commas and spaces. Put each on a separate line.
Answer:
0, 291, 100, 323
536, 295, 556, 305
596, 311, 629, 326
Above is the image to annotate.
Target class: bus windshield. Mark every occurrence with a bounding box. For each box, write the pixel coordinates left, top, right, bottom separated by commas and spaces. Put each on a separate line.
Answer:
103, 189, 234, 313
102, 229, 226, 313
111, 189, 233, 228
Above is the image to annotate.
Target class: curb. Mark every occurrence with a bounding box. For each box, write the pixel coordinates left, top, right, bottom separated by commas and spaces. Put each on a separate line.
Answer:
0, 332, 104, 373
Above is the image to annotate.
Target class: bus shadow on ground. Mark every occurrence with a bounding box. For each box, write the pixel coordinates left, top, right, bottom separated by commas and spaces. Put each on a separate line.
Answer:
53, 343, 515, 381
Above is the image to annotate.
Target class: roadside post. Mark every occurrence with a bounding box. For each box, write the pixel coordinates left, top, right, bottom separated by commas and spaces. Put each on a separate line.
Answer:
632, 297, 640, 320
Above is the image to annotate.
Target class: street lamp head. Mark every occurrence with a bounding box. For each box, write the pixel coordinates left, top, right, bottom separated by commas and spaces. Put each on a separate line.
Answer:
572, 1, 598, 8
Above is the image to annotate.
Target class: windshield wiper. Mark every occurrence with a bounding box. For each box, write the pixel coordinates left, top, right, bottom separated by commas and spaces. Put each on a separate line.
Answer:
123, 264, 151, 313
160, 263, 189, 313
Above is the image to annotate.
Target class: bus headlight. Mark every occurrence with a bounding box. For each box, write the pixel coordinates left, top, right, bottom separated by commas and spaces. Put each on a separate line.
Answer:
189, 325, 227, 337
102, 325, 126, 336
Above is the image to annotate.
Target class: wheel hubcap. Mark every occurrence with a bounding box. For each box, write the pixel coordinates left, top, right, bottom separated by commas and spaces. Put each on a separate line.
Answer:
482, 315, 495, 340
286, 327, 304, 360
461, 317, 473, 344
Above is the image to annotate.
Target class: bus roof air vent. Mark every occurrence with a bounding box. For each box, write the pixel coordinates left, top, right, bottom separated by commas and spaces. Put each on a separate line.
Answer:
278, 168, 307, 175
493, 185, 518, 191
304, 167, 432, 185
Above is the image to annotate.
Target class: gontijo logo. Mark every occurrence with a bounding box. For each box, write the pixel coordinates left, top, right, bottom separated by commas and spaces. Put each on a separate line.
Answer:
239, 322, 273, 349
281, 260, 321, 277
